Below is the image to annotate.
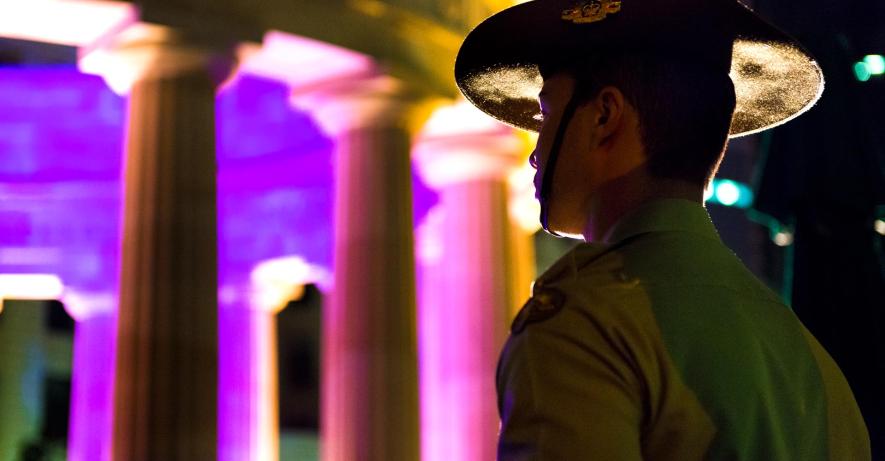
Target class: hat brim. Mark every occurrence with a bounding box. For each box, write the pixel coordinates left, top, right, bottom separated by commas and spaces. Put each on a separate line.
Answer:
455, 0, 824, 138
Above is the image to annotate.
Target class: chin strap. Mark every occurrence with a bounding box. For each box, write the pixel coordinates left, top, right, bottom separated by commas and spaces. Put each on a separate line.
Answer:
539, 92, 584, 237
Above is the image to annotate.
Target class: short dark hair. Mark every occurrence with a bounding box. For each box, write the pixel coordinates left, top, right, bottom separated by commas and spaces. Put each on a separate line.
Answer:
544, 53, 737, 186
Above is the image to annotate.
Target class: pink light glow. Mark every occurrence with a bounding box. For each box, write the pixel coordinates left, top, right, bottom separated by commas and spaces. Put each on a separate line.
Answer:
237, 30, 374, 91
415, 101, 527, 188
415, 106, 525, 459
0, 0, 135, 47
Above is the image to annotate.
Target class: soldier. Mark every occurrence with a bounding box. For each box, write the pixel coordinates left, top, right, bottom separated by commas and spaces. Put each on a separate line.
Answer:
455, 0, 872, 459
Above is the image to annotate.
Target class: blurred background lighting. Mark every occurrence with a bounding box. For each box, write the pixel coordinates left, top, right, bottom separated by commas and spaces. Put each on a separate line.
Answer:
706, 179, 754, 209
863, 54, 885, 75
704, 183, 715, 202
250, 256, 327, 312
875, 219, 885, 236
853, 55, 884, 82
508, 162, 542, 232
854, 62, 872, 82
773, 231, 794, 247
0, 273, 64, 302
714, 180, 741, 206
0, 0, 135, 47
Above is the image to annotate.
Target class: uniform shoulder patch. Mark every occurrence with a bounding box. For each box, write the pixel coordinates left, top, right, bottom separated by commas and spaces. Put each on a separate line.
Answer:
511, 287, 566, 335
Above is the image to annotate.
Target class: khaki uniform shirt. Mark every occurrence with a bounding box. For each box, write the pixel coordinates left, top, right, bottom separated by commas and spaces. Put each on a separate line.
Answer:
497, 199, 870, 460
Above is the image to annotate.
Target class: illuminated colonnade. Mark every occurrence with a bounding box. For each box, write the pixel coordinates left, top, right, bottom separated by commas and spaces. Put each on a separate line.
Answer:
247, 32, 538, 458
414, 103, 536, 461
0, 62, 335, 460
0, 5, 540, 461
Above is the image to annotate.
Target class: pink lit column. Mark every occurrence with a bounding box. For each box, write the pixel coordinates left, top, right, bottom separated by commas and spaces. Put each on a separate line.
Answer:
414, 102, 535, 461
80, 24, 235, 461
292, 75, 434, 461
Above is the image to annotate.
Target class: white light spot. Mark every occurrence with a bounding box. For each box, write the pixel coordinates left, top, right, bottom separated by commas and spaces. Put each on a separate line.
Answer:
773, 231, 794, 247
715, 181, 741, 207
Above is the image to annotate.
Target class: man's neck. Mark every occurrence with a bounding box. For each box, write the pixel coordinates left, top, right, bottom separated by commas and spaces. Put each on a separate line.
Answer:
582, 168, 704, 243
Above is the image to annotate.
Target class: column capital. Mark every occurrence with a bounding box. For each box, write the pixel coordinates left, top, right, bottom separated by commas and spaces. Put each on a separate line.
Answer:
78, 22, 237, 95
62, 289, 116, 322
413, 101, 530, 189
247, 256, 328, 314
290, 72, 441, 137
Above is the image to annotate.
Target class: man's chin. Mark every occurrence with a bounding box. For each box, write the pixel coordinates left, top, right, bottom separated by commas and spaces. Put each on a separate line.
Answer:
540, 210, 585, 240
554, 230, 586, 240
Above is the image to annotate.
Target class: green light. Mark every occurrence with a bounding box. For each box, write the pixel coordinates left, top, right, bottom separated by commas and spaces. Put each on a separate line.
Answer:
705, 179, 754, 209
854, 62, 872, 82
714, 180, 741, 206
864, 55, 885, 75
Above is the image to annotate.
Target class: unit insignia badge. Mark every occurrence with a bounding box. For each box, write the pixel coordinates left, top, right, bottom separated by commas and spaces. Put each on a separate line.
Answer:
562, 0, 622, 24
511, 287, 566, 335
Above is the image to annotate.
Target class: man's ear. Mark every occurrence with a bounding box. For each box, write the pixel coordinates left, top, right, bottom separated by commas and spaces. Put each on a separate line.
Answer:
590, 86, 625, 142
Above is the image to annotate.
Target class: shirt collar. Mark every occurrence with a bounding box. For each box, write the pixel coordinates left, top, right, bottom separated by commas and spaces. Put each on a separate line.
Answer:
605, 198, 721, 244
534, 199, 720, 288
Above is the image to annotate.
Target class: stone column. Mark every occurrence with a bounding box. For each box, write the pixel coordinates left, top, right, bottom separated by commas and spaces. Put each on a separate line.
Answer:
62, 292, 116, 461
292, 75, 436, 461
413, 102, 535, 461
218, 257, 317, 461
79, 23, 235, 461
218, 293, 283, 461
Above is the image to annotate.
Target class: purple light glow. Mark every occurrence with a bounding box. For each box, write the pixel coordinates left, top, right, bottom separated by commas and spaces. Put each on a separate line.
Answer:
0, 67, 336, 461
1, 65, 442, 461
215, 74, 334, 461
0, 67, 124, 461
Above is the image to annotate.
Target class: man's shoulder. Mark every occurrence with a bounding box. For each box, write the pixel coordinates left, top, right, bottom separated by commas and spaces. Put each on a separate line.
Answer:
520, 231, 786, 335
511, 240, 653, 336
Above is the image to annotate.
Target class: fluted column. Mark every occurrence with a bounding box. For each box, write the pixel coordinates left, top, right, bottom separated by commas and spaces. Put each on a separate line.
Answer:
80, 23, 235, 461
414, 102, 535, 461
292, 75, 436, 461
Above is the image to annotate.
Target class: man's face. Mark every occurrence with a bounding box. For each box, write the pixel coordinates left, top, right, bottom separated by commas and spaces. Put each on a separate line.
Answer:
531, 72, 601, 236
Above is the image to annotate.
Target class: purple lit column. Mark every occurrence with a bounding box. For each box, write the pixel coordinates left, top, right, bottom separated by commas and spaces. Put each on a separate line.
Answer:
218, 257, 319, 461
63, 294, 116, 461
414, 102, 535, 461
80, 24, 235, 461
292, 75, 435, 461
218, 294, 283, 461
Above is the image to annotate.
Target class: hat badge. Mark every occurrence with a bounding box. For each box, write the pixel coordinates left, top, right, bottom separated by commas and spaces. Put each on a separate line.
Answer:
562, 0, 622, 24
